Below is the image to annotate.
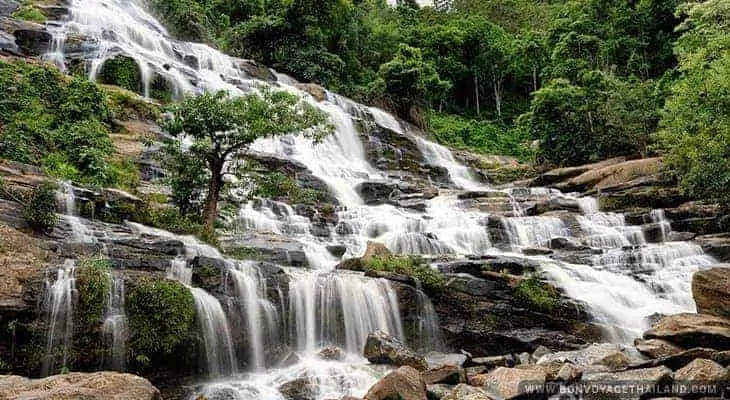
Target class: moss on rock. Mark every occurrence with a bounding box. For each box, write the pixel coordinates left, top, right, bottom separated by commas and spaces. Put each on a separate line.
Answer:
99, 56, 142, 94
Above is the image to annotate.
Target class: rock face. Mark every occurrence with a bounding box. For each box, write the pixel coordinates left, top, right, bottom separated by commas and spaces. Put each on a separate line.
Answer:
479, 367, 546, 400
0, 372, 161, 400
364, 331, 428, 371
364, 366, 427, 400
692, 267, 730, 319
674, 358, 729, 382
644, 313, 730, 350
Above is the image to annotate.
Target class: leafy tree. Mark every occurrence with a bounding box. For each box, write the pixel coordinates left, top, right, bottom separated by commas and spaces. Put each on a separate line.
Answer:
656, 0, 730, 209
371, 44, 451, 123
162, 88, 331, 232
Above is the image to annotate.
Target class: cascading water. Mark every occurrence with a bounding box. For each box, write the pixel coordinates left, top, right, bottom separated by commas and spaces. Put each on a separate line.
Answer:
56, 182, 95, 243
42, 0, 719, 397
103, 272, 127, 371
41, 259, 76, 377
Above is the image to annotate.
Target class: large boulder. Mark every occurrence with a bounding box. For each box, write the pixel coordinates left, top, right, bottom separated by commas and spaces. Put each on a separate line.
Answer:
644, 313, 730, 350
478, 367, 546, 400
0, 372, 161, 399
364, 366, 427, 400
581, 366, 673, 400
692, 267, 730, 319
442, 384, 493, 400
634, 338, 684, 359
537, 343, 630, 367
421, 365, 466, 385
674, 358, 729, 382
364, 331, 428, 371
278, 377, 317, 400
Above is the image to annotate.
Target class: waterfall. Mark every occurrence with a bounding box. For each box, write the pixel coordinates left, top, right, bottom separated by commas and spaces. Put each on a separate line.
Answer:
41, 259, 76, 377
191, 287, 238, 376
56, 182, 95, 243
228, 260, 279, 371
40, 0, 720, 397
103, 273, 127, 371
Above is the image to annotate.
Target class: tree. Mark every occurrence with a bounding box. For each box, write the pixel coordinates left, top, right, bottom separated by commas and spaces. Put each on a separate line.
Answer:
656, 0, 730, 209
372, 44, 451, 123
163, 88, 331, 232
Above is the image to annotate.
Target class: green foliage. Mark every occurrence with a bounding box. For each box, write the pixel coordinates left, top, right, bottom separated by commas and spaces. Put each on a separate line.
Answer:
514, 274, 559, 312
76, 259, 111, 330
23, 181, 59, 232
98, 56, 142, 93
225, 247, 262, 260
656, 0, 730, 210
428, 112, 533, 161
250, 172, 324, 204
104, 87, 161, 121
127, 279, 195, 358
0, 60, 126, 187
161, 88, 331, 231
364, 255, 445, 293
12, 5, 46, 23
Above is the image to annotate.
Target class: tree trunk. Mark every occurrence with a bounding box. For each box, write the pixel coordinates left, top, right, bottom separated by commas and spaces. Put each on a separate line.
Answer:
493, 81, 502, 119
203, 159, 223, 232
533, 64, 538, 92
474, 74, 480, 115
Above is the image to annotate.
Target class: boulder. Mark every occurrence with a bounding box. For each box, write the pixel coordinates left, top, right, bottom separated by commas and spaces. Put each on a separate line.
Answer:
0, 0, 19, 16
465, 355, 515, 369
516, 361, 563, 381
364, 331, 428, 371
479, 367, 546, 400
441, 383, 493, 400
674, 358, 729, 383
318, 346, 344, 361
630, 348, 720, 371
427, 384, 454, 399
549, 237, 590, 251
692, 267, 730, 319
278, 377, 317, 400
537, 343, 628, 367
425, 352, 468, 368
644, 313, 730, 350
326, 245, 347, 258
363, 366, 426, 400
556, 363, 583, 382
295, 83, 327, 102
421, 365, 465, 385
363, 241, 391, 260
532, 345, 553, 360
695, 235, 730, 262
0, 372, 161, 400
581, 366, 672, 399
596, 351, 633, 370
634, 338, 684, 359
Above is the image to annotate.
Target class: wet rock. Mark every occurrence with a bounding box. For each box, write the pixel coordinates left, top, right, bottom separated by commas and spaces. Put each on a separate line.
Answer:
695, 234, 730, 262
479, 366, 546, 400
326, 245, 347, 258
692, 267, 730, 319
522, 247, 554, 256
337, 257, 364, 272
421, 365, 465, 385
364, 331, 428, 371
549, 237, 590, 251
634, 338, 684, 359
278, 377, 317, 400
426, 352, 468, 368
537, 344, 629, 367
533, 345, 553, 360
674, 358, 729, 382
318, 346, 344, 361
667, 231, 696, 241
238, 59, 275, 81
364, 241, 391, 259
310, 222, 331, 238
443, 275, 496, 297
426, 384, 453, 399
0, 372, 161, 399
364, 366, 426, 400
0, 17, 51, 55
630, 347, 719, 371
556, 363, 583, 382
581, 366, 672, 399
644, 313, 730, 350
219, 234, 307, 267
0, 0, 19, 16
295, 83, 327, 102
596, 351, 633, 370
441, 383, 493, 400
465, 355, 515, 369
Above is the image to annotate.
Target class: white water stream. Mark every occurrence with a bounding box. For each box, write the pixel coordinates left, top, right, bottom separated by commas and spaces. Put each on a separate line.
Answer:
39, 0, 718, 397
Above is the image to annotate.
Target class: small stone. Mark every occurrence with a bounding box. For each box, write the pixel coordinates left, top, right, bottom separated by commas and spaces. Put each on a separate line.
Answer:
556, 363, 583, 382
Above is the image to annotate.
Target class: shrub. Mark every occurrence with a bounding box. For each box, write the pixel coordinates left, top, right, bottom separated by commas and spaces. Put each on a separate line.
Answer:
514, 275, 559, 312
12, 5, 45, 23
364, 255, 445, 293
23, 181, 59, 232
75, 259, 111, 330
127, 279, 195, 358
98, 56, 142, 94
250, 171, 324, 204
